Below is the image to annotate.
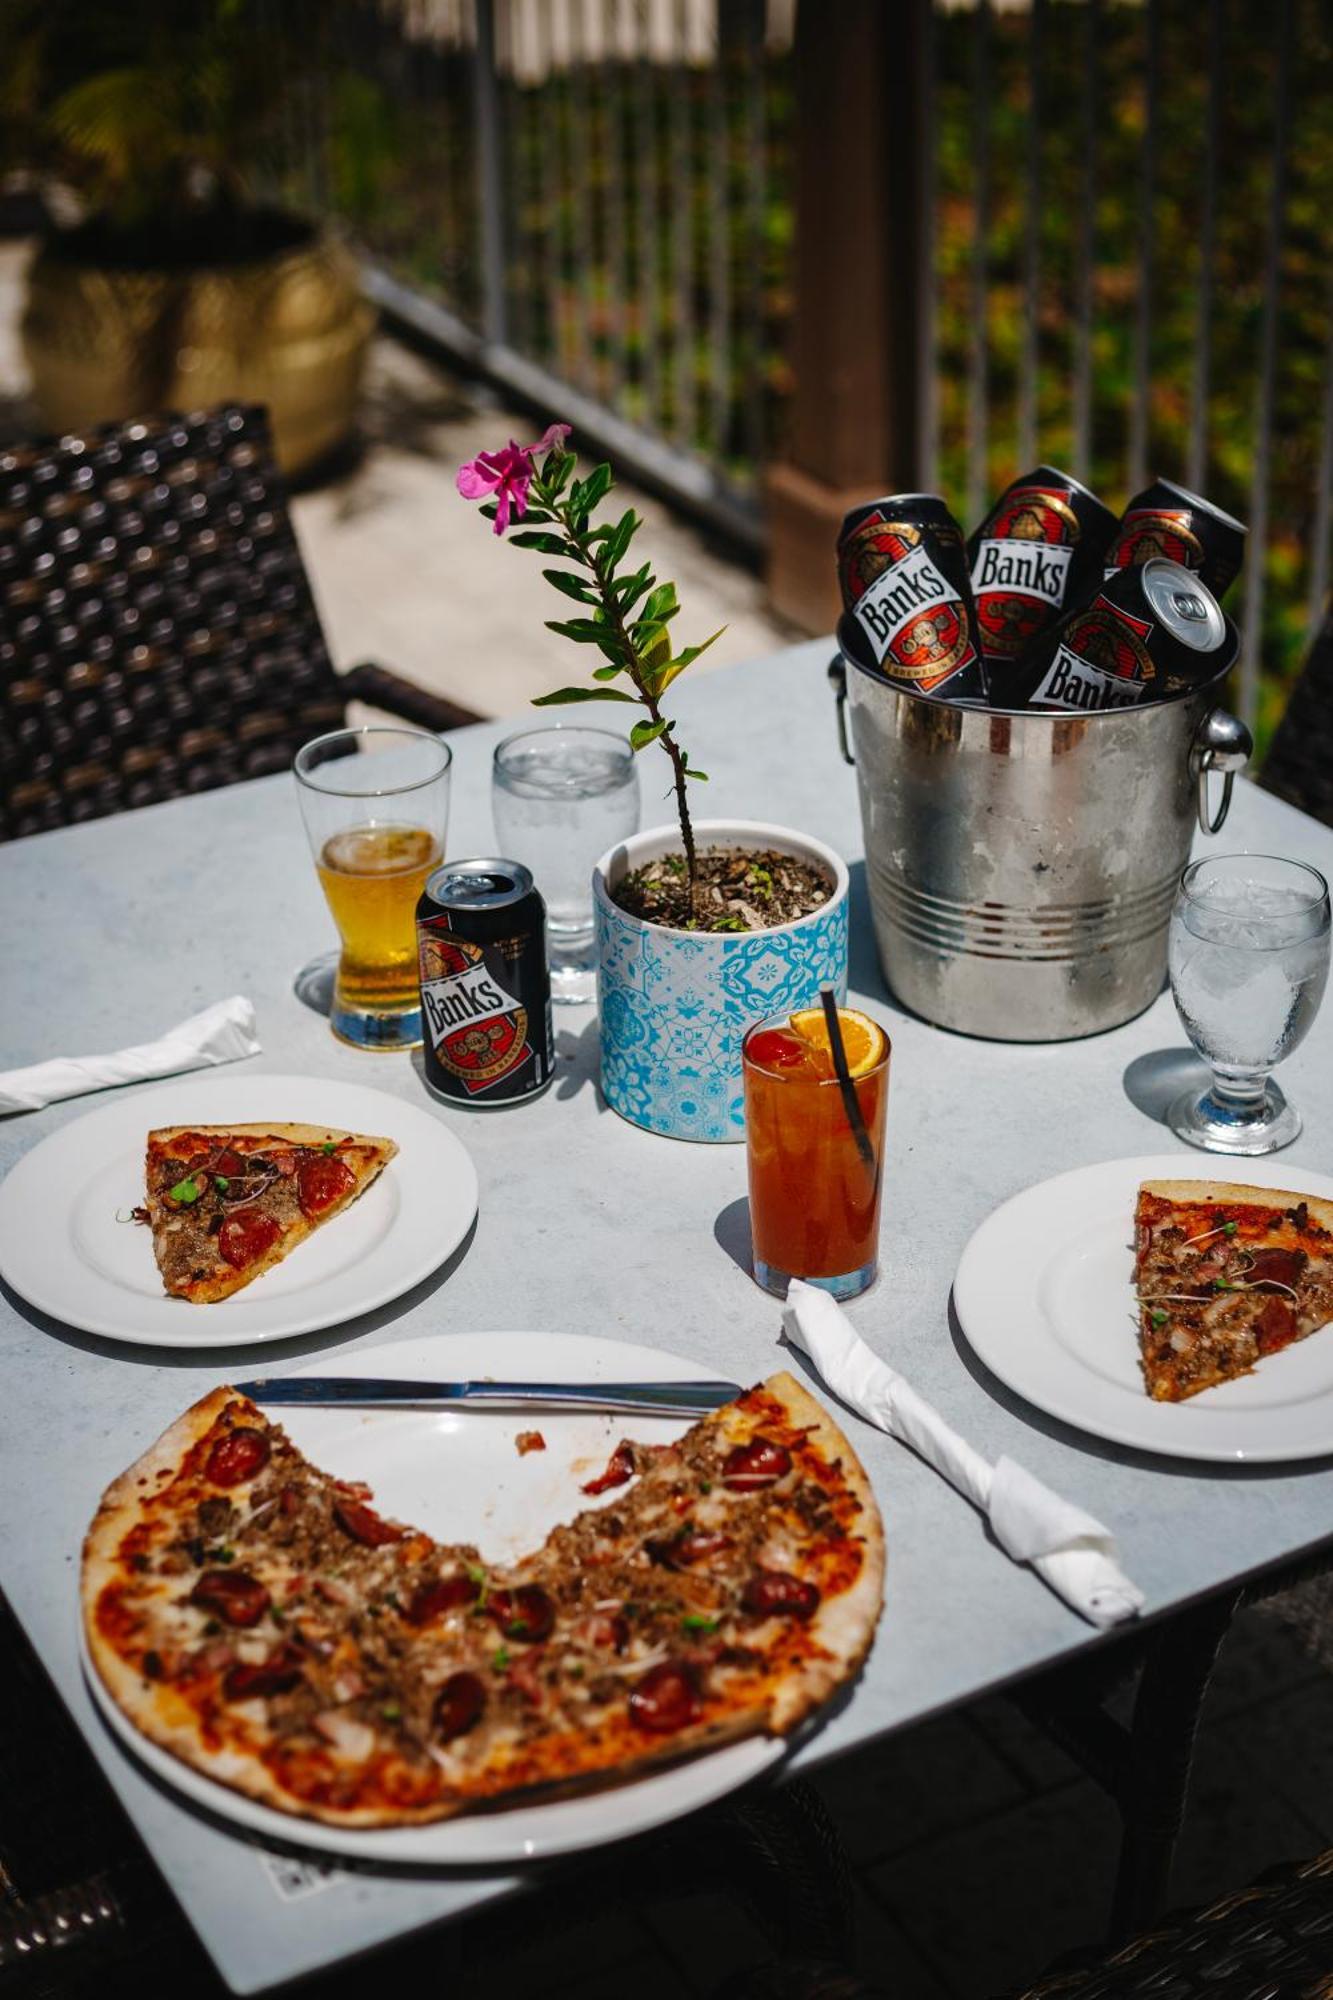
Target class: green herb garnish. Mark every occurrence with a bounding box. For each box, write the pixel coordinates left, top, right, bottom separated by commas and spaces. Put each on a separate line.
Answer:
1225, 1221, 1238, 1236
1214, 1279, 1232, 1292
380, 1700, 402, 1721
492, 1646, 510, 1672
699, 1481, 712, 1495
681, 1614, 719, 1634
322, 1142, 337, 1155
212, 1545, 236, 1564
468, 1563, 490, 1613
168, 1175, 202, 1205
1151, 1309, 1167, 1328
213, 1174, 230, 1193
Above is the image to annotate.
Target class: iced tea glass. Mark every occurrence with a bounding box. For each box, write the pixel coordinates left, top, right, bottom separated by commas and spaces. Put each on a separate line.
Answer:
294, 727, 452, 1050
742, 1010, 891, 1300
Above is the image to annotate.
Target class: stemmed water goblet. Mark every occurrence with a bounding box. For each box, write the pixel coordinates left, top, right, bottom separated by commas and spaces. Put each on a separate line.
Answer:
1167, 852, 1331, 1155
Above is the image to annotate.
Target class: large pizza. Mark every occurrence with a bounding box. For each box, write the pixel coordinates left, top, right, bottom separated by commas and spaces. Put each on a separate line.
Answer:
82, 1372, 884, 1826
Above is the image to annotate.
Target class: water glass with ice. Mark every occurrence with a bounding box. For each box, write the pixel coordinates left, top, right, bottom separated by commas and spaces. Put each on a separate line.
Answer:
1167, 852, 1330, 1154
492, 725, 640, 1003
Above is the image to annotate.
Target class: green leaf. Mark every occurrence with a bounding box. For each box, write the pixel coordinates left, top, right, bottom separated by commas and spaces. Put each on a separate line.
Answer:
632, 621, 674, 681
545, 617, 613, 644
592, 662, 624, 680
168, 1176, 202, 1206
603, 508, 639, 568
573, 462, 613, 518
542, 567, 599, 605
479, 500, 498, 520
642, 581, 680, 624
610, 563, 655, 611
544, 451, 574, 497
683, 766, 710, 781
508, 530, 571, 554
532, 687, 639, 706
657, 627, 726, 690
630, 719, 667, 751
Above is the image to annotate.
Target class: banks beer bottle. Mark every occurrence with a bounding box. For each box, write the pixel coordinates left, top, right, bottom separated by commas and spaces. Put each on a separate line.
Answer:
965, 465, 1118, 702
1009, 558, 1238, 714
836, 495, 989, 704
416, 859, 554, 1105
1104, 477, 1247, 600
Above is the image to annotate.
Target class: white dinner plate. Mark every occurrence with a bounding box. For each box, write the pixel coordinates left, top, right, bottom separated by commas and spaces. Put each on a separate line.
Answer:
82, 1329, 784, 1865
0, 1075, 478, 1347
954, 1153, 1333, 1464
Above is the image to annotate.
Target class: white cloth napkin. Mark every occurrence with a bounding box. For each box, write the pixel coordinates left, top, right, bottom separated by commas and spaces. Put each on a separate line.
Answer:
782, 1279, 1145, 1629
0, 997, 261, 1114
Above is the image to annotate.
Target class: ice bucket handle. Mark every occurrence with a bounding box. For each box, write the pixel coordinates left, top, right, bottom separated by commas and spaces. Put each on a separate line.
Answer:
828, 654, 855, 765
1190, 707, 1252, 836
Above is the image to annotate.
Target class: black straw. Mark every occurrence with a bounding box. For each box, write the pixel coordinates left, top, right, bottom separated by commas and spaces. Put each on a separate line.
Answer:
819, 984, 877, 1173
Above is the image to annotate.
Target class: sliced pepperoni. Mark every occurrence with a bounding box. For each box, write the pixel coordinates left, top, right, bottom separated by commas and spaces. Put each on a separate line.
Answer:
488, 1585, 555, 1643
629, 1659, 703, 1734
190, 1568, 271, 1628
404, 1574, 479, 1626
721, 1438, 792, 1491
296, 1153, 356, 1218
213, 1148, 247, 1179
581, 1440, 636, 1496
1255, 1294, 1299, 1354
223, 1644, 304, 1701
218, 1207, 282, 1270
206, 1427, 270, 1487
333, 1499, 403, 1547
1245, 1247, 1307, 1290
741, 1569, 821, 1621
433, 1671, 485, 1742
647, 1524, 735, 1570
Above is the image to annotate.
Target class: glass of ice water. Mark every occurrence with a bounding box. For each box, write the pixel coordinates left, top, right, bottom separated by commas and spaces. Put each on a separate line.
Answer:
492, 724, 640, 1004
1167, 852, 1331, 1154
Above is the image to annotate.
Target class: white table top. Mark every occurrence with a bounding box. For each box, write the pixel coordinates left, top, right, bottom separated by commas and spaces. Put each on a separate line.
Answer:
3, 637, 1332, 1994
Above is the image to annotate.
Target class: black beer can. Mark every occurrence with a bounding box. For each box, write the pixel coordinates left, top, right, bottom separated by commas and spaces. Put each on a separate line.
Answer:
1104, 478, 1247, 599
835, 494, 989, 704
965, 464, 1119, 700
416, 859, 554, 1106
1009, 558, 1238, 714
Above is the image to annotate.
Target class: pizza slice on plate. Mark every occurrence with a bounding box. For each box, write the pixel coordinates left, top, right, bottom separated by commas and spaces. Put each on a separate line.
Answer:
1134, 1179, 1333, 1401
81, 1372, 884, 1826
144, 1124, 397, 1303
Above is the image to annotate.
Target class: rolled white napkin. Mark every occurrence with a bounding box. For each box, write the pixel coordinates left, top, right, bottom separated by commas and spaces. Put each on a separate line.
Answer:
783, 1279, 1145, 1629
0, 997, 261, 1115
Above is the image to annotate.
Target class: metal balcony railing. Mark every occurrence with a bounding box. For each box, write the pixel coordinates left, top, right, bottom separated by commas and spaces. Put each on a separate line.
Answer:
284, 0, 1333, 743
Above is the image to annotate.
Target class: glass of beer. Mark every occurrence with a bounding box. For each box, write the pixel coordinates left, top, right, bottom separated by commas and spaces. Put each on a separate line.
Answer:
742, 1006, 890, 1300
294, 727, 452, 1049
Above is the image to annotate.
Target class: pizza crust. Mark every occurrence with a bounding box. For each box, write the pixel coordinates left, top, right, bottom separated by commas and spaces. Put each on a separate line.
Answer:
1140, 1177, 1333, 1230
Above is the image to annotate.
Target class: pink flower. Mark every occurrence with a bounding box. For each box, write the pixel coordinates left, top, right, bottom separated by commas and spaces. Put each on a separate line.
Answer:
456, 422, 572, 534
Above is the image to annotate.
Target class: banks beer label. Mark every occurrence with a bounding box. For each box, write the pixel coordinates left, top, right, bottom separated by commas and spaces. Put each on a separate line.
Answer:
1105, 507, 1205, 579
969, 485, 1081, 660
419, 933, 534, 1096
851, 520, 979, 694
1027, 594, 1158, 713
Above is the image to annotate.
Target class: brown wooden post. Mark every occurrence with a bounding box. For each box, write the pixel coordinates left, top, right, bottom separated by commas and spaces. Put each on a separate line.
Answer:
766, 0, 928, 633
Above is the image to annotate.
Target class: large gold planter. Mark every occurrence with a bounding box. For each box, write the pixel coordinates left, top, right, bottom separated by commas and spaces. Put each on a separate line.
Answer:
20, 223, 374, 477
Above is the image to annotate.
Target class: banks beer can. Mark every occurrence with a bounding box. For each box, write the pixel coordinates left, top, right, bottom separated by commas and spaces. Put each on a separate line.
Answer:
1104, 478, 1247, 599
1009, 558, 1238, 714
416, 859, 554, 1106
836, 494, 988, 704
965, 465, 1118, 700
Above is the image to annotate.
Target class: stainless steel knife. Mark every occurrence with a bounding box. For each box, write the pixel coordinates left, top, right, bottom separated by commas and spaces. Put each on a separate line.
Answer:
230, 1377, 742, 1417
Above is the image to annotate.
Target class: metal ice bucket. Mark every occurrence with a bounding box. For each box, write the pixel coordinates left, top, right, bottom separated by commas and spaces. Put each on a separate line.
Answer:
830, 651, 1252, 1040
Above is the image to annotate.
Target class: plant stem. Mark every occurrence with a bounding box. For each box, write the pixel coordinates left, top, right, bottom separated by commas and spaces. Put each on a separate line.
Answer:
549, 485, 699, 902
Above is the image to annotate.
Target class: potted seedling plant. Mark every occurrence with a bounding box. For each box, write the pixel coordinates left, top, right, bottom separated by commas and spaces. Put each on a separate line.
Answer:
458, 425, 849, 1141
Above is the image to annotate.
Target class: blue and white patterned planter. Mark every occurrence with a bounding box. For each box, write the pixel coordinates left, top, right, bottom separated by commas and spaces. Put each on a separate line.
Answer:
593, 820, 850, 1143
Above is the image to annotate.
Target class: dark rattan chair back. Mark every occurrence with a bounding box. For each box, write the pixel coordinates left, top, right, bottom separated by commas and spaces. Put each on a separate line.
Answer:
0, 403, 475, 844
1262, 604, 1333, 829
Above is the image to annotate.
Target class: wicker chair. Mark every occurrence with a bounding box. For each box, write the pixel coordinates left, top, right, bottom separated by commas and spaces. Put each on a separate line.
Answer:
1261, 602, 1333, 828
0, 403, 478, 843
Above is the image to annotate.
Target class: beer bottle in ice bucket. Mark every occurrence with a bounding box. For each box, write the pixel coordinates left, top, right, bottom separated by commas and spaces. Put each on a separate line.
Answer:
1103, 478, 1248, 600
836, 495, 989, 705
1006, 558, 1238, 715
964, 466, 1118, 704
